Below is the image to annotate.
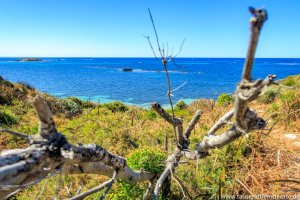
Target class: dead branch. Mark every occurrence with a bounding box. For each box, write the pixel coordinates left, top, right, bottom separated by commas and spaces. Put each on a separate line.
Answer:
0, 129, 30, 141
195, 7, 271, 157
69, 170, 117, 200
0, 97, 155, 199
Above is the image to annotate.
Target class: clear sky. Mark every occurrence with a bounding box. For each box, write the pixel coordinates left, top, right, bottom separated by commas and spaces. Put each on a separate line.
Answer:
0, 0, 299, 58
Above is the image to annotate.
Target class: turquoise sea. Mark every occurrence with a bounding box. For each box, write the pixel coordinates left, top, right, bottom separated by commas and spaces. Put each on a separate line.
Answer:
0, 58, 299, 106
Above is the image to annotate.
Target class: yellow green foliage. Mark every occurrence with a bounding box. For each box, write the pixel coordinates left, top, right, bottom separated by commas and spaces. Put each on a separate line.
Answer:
127, 148, 166, 173
216, 93, 234, 106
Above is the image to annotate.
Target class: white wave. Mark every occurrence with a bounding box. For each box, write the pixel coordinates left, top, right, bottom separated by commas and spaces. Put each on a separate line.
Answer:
276, 63, 299, 66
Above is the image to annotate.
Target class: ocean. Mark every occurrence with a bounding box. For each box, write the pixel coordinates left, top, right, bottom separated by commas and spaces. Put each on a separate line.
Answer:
0, 57, 299, 106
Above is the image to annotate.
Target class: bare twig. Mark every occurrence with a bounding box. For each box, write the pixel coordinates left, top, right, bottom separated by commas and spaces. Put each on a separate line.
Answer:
70, 179, 112, 200
35, 178, 49, 200
100, 169, 118, 200
148, 8, 163, 58
183, 110, 202, 143
0, 169, 60, 190
206, 109, 234, 136
54, 170, 63, 200
143, 35, 160, 63
151, 102, 183, 144
0, 129, 30, 141
143, 177, 156, 200
236, 179, 254, 197
173, 38, 187, 59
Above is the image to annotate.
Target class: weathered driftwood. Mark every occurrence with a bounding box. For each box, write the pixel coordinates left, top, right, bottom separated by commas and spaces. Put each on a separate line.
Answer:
0, 7, 273, 200
195, 7, 272, 156
0, 96, 155, 199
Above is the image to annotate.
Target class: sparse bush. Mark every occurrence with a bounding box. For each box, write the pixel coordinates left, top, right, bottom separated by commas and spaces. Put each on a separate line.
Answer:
66, 97, 95, 109
189, 99, 215, 112
175, 100, 188, 110
43, 96, 93, 117
146, 110, 157, 120
0, 110, 17, 126
127, 148, 166, 174
216, 93, 234, 106
102, 101, 129, 113
257, 87, 279, 104
108, 181, 145, 200
280, 90, 300, 120
279, 90, 297, 104
18, 81, 35, 90
280, 75, 300, 89
0, 76, 14, 87
58, 98, 82, 117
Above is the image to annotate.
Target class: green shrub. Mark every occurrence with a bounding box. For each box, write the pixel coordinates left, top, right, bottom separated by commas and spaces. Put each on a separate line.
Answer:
216, 93, 234, 106
58, 98, 82, 117
127, 148, 166, 174
258, 88, 279, 104
267, 103, 280, 119
108, 181, 145, 200
146, 110, 157, 120
44, 96, 92, 117
66, 97, 95, 109
0, 110, 17, 126
270, 103, 280, 112
284, 79, 296, 87
279, 90, 297, 104
279, 90, 300, 119
280, 75, 300, 89
175, 100, 188, 110
102, 101, 128, 113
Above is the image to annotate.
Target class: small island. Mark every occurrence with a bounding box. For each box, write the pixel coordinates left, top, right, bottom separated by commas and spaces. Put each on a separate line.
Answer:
122, 68, 133, 72
16, 58, 43, 62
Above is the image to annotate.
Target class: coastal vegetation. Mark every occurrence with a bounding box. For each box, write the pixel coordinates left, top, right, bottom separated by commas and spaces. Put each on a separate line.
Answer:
0, 73, 299, 199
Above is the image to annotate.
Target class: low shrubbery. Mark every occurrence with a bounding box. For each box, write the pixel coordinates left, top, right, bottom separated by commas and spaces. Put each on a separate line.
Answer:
175, 100, 188, 110
146, 109, 157, 120
216, 93, 234, 106
257, 87, 279, 104
281, 75, 300, 88
127, 148, 166, 174
0, 109, 17, 126
44, 96, 95, 117
101, 101, 129, 113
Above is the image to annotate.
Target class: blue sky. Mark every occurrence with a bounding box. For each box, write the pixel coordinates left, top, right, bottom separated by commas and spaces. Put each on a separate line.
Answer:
0, 0, 299, 58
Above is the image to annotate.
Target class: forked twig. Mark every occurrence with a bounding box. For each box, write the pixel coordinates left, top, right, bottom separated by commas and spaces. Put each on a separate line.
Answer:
70, 170, 118, 200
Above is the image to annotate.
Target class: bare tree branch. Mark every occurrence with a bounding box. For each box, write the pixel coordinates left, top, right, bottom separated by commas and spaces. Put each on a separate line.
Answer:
0, 129, 30, 141
195, 7, 270, 157
70, 170, 118, 200
206, 109, 234, 136
100, 170, 118, 200
151, 102, 183, 145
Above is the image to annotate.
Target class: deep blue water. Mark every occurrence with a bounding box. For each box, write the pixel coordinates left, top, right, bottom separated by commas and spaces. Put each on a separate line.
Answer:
0, 57, 299, 106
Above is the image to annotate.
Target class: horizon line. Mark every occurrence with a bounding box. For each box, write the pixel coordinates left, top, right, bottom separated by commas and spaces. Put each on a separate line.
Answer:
1, 56, 300, 59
